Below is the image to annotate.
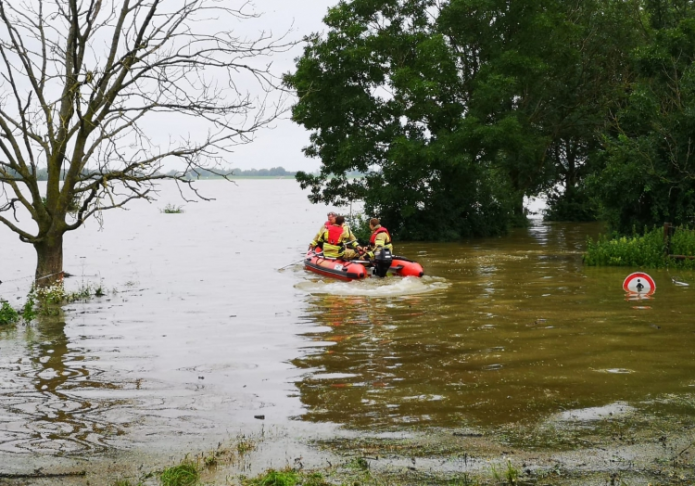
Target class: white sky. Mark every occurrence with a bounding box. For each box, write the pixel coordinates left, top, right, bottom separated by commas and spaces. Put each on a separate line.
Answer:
224, 0, 333, 171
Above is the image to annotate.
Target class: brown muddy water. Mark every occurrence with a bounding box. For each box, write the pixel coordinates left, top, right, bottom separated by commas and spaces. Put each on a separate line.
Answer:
1, 180, 694, 473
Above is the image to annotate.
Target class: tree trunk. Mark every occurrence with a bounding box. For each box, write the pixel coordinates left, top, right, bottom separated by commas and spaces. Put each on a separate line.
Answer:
33, 232, 64, 288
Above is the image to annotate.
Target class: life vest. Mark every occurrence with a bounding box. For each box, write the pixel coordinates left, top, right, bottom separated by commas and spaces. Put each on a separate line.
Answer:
370, 226, 391, 245
326, 224, 344, 245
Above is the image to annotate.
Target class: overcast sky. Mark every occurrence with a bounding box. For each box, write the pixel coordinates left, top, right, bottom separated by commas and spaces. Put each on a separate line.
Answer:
225, 1, 334, 172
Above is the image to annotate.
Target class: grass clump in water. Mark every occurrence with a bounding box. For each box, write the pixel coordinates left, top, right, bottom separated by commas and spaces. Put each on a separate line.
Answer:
242, 469, 299, 486
162, 203, 184, 214
241, 470, 332, 486
160, 458, 199, 486
584, 225, 695, 268
236, 434, 256, 456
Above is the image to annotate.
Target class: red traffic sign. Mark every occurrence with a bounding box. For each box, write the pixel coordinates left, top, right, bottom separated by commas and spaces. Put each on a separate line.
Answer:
623, 272, 656, 295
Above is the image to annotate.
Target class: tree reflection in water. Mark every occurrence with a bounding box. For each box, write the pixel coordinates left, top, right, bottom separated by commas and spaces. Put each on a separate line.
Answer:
1, 310, 125, 454
293, 293, 435, 427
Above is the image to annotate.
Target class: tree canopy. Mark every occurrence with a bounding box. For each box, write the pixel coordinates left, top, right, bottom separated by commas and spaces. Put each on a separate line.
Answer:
286, 0, 695, 239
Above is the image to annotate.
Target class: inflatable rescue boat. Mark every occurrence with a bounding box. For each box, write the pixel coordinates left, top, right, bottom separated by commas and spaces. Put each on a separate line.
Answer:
304, 249, 424, 281
303, 250, 368, 281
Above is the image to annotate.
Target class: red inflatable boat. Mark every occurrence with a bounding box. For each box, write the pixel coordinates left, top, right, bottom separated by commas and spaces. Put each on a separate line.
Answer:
303, 251, 368, 281
304, 250, 424, 281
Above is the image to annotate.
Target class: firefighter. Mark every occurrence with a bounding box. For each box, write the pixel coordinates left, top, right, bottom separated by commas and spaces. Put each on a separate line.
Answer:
309, 212, 360, 258
361, 218, 394, 259
312, 215, 351, 259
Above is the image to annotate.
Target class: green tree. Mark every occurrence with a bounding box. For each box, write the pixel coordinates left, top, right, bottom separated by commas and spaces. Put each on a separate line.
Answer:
591, 2, 695, 233
286, 0, 644, 238
286, 0, 519, 240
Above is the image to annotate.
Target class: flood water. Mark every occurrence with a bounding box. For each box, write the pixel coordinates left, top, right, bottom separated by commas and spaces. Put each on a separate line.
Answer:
1, 180, 694, 459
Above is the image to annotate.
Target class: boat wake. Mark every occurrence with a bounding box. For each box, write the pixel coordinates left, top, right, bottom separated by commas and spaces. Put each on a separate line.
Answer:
295, 275, 449, 297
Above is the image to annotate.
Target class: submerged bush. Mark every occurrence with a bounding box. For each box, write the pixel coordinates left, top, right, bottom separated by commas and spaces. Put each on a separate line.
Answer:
671, 227, 695, 258
584, 226, 695, 268
344, 213, 372, 245
0, 300, 20, 326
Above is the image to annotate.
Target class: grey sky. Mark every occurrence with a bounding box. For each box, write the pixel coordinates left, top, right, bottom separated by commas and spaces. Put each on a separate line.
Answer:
226, 1, 333, 172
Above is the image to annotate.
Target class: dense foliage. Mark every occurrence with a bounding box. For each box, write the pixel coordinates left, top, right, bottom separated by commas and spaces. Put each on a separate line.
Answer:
591, 2, 695, 232
286, 0, 695, 240
584, 225, 695, 267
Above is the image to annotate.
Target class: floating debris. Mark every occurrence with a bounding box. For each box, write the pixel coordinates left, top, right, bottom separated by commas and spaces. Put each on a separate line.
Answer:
592, 368, 635, 374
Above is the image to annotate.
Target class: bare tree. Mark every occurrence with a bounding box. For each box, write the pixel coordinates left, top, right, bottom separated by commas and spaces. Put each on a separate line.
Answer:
0, 0, 290, 286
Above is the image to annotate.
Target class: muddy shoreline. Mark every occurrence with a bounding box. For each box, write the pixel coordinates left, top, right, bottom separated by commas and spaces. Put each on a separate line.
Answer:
2, 397, 692, 485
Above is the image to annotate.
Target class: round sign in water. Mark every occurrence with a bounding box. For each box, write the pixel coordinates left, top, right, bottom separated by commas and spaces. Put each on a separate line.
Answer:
623, 272, 656, 295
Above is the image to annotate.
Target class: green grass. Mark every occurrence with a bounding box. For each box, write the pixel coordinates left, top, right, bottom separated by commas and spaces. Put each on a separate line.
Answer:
112, 480, 143, 486
242, 469, 299, 486
583, 225, 695, 268
449, 472, 481, 486
160, 459, 199, 486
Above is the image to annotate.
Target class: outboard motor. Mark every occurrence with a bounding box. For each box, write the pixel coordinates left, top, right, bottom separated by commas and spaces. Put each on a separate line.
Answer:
372, 248, 393, 277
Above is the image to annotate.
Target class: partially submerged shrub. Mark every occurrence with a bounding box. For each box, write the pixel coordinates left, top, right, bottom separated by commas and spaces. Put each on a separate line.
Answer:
0, 300, 20, 326
344, 213, 371, 245
584, 225, 695, 268
28, 280, 107, 317
21, 295, 36, 322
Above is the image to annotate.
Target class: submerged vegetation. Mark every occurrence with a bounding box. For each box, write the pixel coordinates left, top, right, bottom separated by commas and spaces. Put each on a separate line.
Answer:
0, 300, 20, 326
344, 213, 372, 245
162, 204, 185, 214
160, 459, 200, 486
584, 226, 695, 268
0, 280, 108, 326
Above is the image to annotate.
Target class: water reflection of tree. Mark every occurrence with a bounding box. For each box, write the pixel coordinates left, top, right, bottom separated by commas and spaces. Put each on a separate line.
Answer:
293, 293, 443, 428
7, 310, 125, 454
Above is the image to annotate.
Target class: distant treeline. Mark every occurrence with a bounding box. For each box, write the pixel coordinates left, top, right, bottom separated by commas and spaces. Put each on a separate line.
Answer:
3, 168, 54, 181
181, 167, 297, 178
180, 167, 365, 178
4, 166, 364, 181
